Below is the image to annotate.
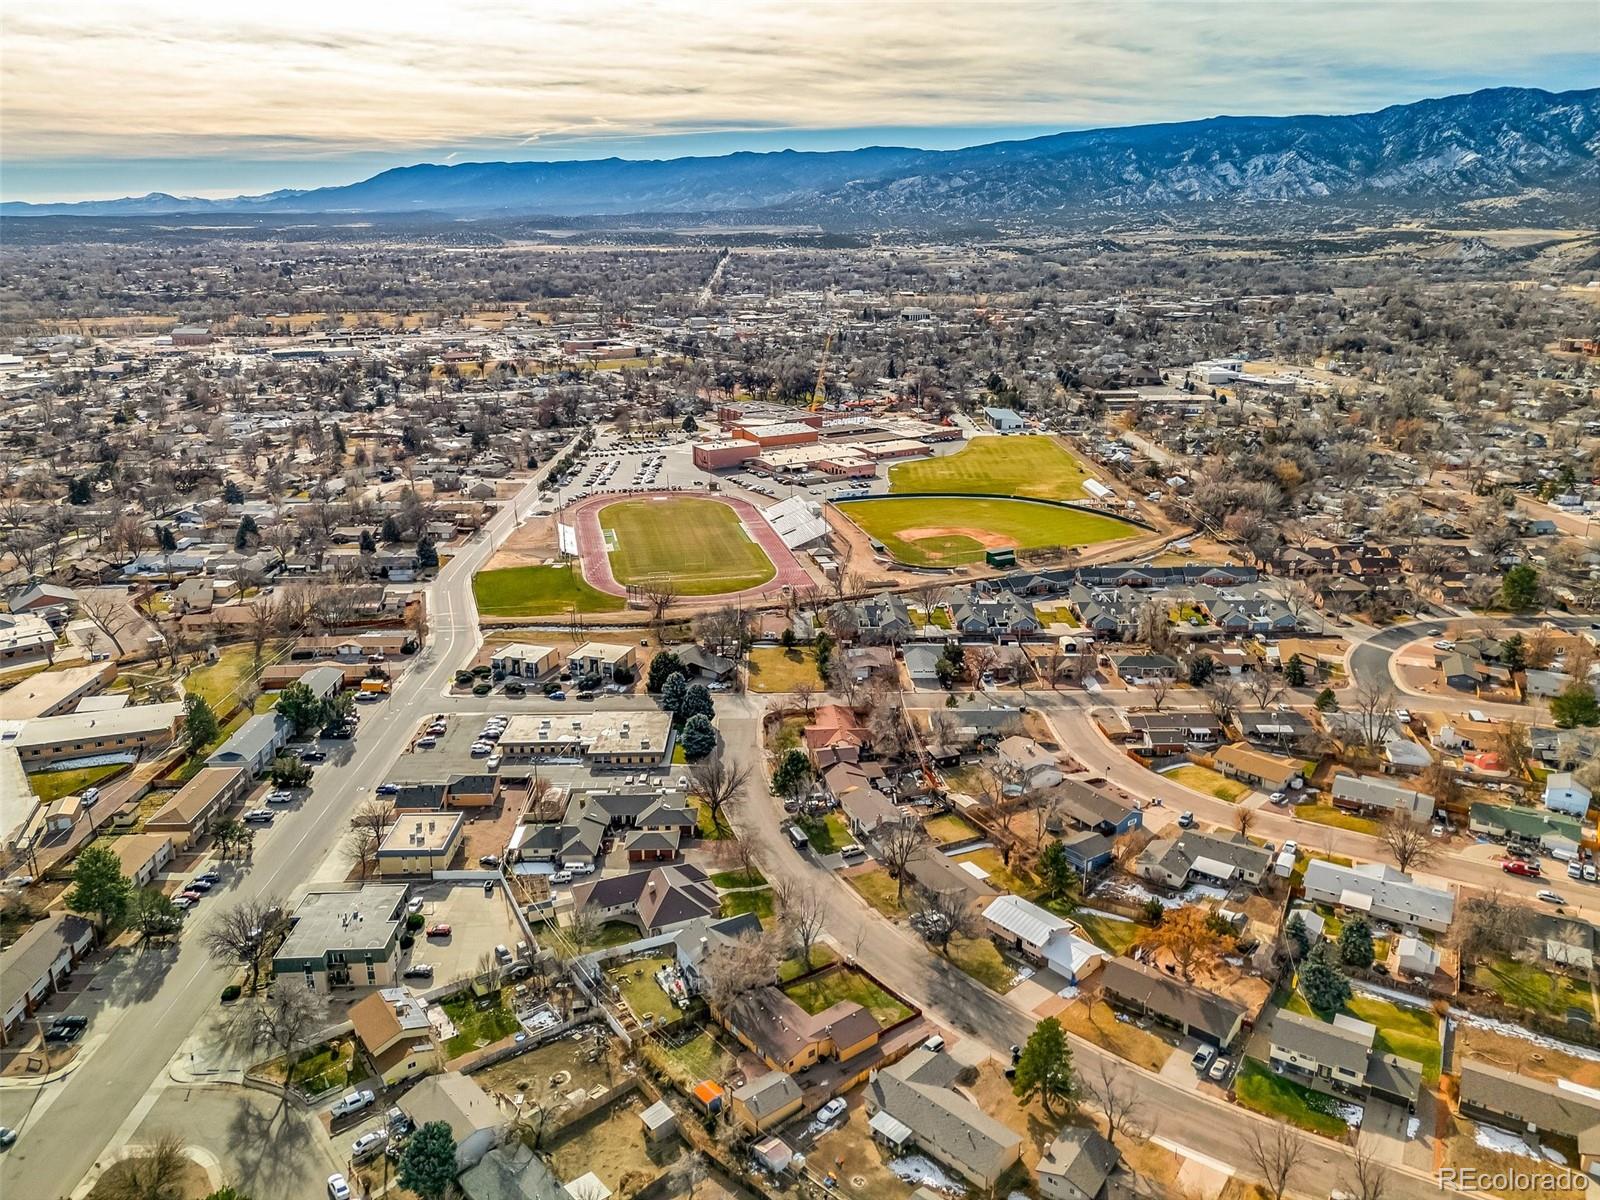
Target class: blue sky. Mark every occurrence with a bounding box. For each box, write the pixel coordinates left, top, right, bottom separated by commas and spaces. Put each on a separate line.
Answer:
2, 0, 1595, 202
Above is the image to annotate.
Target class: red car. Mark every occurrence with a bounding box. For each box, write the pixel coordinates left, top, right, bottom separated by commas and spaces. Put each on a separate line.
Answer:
1502, 860, 1541, 877
426, 923, 452, 937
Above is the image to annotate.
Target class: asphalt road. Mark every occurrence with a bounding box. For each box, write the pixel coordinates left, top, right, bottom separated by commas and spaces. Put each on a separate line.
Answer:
0, 474, 542, 1200
717, 695, 1456, 1200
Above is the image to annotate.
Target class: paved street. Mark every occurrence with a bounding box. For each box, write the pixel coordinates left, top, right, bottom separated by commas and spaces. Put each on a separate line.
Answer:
0, 475, 542, 1200
717, 696, 1455, 1200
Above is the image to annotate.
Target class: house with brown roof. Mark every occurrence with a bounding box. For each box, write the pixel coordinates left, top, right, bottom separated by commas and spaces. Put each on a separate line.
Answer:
803, 705, 869, 768
1097, 957, 1245, 1047
350, 987, 442, 1086
716, 980, 883, 1074
1212, 743, 1305, 792
144, 766, 251, 847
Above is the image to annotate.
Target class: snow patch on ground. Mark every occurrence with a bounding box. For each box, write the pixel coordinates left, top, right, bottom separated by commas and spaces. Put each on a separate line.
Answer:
1075, 906, 1135, 923
1474, 1125, 1541, 1159
1448, 1009, 1600, 1063
1057, 984, 1080, 1001
1405, 1116, 1420, 1140
1093, 879, 1227, 911
1332, 1100, 1365, 1128
891, 1157, 964, 1193
1543, 1145, 1569, 1165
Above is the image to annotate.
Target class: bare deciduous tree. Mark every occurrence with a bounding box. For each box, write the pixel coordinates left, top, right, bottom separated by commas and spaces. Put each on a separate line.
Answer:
99, 1131, 190, 1200
877, 822, 930, 902
1081, 1059, 1150, 1148
1378, 810, 1435, 874
1340, 1143, 1389, 1200
1145, 673, 1174, 712
254, 984, 322, 1100
201, 898, 287, 994
700, 932, 779, 1023
79, 590, 131, 655
774, 877, 828, 971
685, 750, 752, 836
1244, 1122, 1305, 1200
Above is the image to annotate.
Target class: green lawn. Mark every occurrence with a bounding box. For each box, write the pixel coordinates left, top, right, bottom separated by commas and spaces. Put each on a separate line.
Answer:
888, 435, 1093, 501
783, 966, 912, 1027
1234, 1060, 1353, 1138
923, 812, 980, 845
441, 991, 521, 1058
659, 1029, 735, 1086
770, 715, 807, 754
846, 868, 908, 917
28, 763, 125, 804
288, 1039, 355, 1094
720, 888, 775, 920
798, 812, 850, 854
840, 496, 1137, 567
185, 644, 269, 712
1472, 958, 1594, 1018
1163, 764, 1244, 803
1283, 988, 1441, 1083
944, 934, 1015, 992
1071, 910, 1144, 956
693, 799, 732, 840
1291, 801, 1382, 837
578, 921, 644, 951
953, 846, 1037, 894
778, 944, 839, 982
472, 563, 625, 618
746, 646, 824, 693
710, 868, 766, 889
605, 954, 684, 1025
600, 496, 775, 596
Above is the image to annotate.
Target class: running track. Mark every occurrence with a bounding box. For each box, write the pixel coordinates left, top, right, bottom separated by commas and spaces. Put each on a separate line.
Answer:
562, 490, 813, 601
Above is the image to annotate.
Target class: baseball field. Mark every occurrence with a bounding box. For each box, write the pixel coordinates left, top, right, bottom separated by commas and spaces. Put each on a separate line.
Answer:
840, 495, 1137, 567
600, 495, 776, 595
887, 434, 1093, 500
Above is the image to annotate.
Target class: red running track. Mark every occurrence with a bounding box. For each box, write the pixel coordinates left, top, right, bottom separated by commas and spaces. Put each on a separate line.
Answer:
561, 490, 813, 601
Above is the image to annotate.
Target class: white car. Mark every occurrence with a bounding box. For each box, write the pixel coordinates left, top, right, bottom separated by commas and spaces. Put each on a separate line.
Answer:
486, 755, 502, 771
328, 1175, 352, 1200
1268, 791, 1287, 804
470, 742, 493, 755
1537, 890, 1566, 905
817, 1098, 847, 1124
266, 790, 294, 804
551, 870, 574, 884
330, 1089, 375, 1118
1433, 640, 1455, 651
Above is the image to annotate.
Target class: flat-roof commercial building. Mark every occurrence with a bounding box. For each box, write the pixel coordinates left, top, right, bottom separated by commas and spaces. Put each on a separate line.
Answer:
377, 811, 465, 876
732, 421, 817, 449
0, 662, 115, 721
144, 766, 251, 847
499, 710, 673, 768
273, 884, 407, 991
3, 702, 185, 767
692, 440, 758, 471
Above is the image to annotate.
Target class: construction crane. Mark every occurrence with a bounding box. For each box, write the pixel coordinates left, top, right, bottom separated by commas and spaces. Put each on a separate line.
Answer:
809, 330, 834, 411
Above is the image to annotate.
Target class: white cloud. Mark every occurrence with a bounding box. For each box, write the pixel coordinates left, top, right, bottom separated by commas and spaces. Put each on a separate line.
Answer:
1, 0, 1590, 164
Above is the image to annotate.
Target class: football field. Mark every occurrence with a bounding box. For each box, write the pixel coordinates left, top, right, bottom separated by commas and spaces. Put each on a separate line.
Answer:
840, 495, 1137, 566
889, 434, 1093, 500
600, 496, 777, 595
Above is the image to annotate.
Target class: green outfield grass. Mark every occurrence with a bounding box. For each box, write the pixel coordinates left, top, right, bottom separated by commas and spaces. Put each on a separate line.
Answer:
841, 495, 1137, 566
472, 563, 625, 617
888, 435, 1094, 500
600, 496, 776, 595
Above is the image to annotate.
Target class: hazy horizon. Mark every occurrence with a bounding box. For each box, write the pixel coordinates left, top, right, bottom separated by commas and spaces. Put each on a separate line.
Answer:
2, 0, 1595, 203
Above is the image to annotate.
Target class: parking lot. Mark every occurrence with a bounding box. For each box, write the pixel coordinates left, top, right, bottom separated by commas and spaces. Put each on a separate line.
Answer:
402, 881, 526, 989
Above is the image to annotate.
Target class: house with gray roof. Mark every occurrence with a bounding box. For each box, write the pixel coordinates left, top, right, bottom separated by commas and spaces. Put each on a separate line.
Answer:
1097, 957, 1244, 1046
1262, 1007, 1424, 1108
1037, 1128, 1122, 1200
1301, 860, 1454, 933
1136, 830, 1271, 889
205, 711, 292, 776
1458, 1060, 1600, 1172
1331, 774, 1434, 824
865, 1049, 1023, 1190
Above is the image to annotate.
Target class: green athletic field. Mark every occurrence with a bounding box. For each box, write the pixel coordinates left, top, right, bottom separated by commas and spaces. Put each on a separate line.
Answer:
601, 496, 776, 595
888, 435, 1094, 500
472, 563, 625, 617
841, 496, 1137, 567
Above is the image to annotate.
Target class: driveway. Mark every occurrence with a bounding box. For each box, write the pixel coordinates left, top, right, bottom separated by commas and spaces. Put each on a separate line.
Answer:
1359, 1096, 1413, 1165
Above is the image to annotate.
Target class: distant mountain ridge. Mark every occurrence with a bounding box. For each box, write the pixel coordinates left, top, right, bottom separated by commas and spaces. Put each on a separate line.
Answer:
7, 87, 1598, 223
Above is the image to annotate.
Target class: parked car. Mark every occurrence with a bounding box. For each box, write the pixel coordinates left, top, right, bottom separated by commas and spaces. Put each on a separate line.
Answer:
331, 1090, 375, 1118
351, 1130, 388, 1162
839, 844, 867, 859
195, 870, 220, 886
1502, 859, 1541, 877
0, 1127, 16, 1149
327, 1174, 352, 1200
548, 691, 567, 701
486, 755, 502, 771
1208, 1056, 1232, 1082
426, 923, 452, 937
416, 736, 438, 749
1191, 1045, 1216, 1072
402, 964, 434, 980
186, 878, 213, 892
242, 809, 274, 824
1571, 861, 1585, 880
266, 790, 294, 804
1177, 811, 1196, 829
376, 783, 400, 795
817, 1098, 847, 1124
572, 862, 595, 875
386, 1107, 414, 1136
300, 749, 327, 762
551, 870, 574, 884
1537, 890, 1566, 905
494, 944, 512, 963
479, 854, 500, 867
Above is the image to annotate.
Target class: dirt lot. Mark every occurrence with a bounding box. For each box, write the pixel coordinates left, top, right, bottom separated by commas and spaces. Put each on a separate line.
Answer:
546, 1096, 680, 1195
1455, 1022, 1600, 1088
472, 1025, 618, 1110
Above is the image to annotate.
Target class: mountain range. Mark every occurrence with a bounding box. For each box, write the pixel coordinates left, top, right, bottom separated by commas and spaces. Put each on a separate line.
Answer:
6, 87, 1597, 225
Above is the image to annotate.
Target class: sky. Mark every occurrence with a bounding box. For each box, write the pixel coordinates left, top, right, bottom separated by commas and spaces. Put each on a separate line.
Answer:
1, 0, 1595, 202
